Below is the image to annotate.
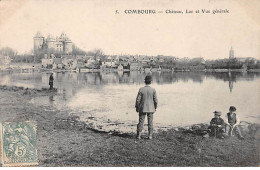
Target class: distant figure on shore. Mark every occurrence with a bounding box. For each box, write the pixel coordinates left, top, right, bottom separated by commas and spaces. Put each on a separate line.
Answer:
225, 106, 244, 139
208, 111, 225, 139
135, 75, 158, 140
49, 73, 54, 90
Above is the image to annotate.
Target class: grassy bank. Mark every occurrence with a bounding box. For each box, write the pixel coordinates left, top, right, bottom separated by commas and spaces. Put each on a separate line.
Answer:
0, 86, 259, 166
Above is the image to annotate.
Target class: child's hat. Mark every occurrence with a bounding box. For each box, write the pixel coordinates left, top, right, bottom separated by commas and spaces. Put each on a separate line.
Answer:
213, 111, 221, 116
229, 106, 236, 111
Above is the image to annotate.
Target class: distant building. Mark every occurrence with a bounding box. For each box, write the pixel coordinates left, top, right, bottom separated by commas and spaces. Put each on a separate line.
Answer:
117, 64, 123, 71
190, 57, 206, 65
177, 57, 190, 63
102, 59, 115, 67
158, 58, 164, 63
235, 57, 257, 64
0, 55, 12, 65
41, 54, 78, 69
229, 46, 234, 59
87, 58, 96, 66
86, 60, 99, 69
41, 54, 55, 68
130, 62, 143, 71
53, 58, 63, 69
123, 63, 130, 70
76, 55, 89, 61
34, 32, 73, 54
61, 55, 77, 69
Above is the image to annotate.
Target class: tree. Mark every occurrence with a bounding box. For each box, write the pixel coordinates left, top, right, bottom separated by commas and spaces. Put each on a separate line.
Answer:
0, 47, 17, 57
93, 48, 104, 61
72, 44, 88, 55
228, 58, 242, 69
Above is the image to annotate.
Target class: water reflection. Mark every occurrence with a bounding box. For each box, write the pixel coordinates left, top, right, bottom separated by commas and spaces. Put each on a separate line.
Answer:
49, 95, 54, 106
63, 89, 67, 101
1, 71, 260, 91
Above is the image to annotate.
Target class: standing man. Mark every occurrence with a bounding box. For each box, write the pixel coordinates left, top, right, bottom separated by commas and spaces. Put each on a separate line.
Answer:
135, 75, 158, 140
49, 73, 54, 90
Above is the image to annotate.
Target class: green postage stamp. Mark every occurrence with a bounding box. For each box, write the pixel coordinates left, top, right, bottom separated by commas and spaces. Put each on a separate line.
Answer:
0, 121, 38, 167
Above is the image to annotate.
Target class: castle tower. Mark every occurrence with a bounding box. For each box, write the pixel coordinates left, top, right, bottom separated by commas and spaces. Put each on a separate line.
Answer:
229, 46, 234, 59
46, 34, 56, 50
33, 32, 73, 54
33, 32, 44, 53
59, 32, 66, 41
64, 37, 72, 54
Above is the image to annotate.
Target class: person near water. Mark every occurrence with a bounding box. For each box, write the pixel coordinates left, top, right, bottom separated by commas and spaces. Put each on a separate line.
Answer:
49, 73, 54, 90
208, 111, 225, 139
225, 106, 244, 139
135, 75, 158, 140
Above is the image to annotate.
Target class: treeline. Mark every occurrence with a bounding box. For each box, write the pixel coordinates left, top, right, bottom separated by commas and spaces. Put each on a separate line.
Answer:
12, 55, 35, 63
205, 58, 260, 69
0, 47, 34, 63
0, 47, 17, 58
1, 46, 260, 69
0, 46, 105, 63
149, 57, 260, 70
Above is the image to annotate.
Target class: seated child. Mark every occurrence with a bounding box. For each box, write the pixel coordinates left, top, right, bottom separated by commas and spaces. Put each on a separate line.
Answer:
209, 111, 225, 138
225, 106, 244, 139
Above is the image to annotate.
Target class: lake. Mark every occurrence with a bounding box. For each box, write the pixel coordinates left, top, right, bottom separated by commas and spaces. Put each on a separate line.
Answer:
0, 71, 260, 133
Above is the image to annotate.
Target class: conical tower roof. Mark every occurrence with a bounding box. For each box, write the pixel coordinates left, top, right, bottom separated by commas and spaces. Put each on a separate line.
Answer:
46, 34, 55, 41
64, 36, 72, 42
60, 32, 66, 39
34, 31, 43, 38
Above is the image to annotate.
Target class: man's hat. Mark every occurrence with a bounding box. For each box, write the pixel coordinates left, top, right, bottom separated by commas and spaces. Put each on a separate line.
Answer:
213, 111, 222, 116
229, 106, 236, 111
144, 75, 152, 82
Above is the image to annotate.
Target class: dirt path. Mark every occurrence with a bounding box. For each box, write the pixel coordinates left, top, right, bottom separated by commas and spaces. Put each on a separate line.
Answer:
0, 86, 259, 166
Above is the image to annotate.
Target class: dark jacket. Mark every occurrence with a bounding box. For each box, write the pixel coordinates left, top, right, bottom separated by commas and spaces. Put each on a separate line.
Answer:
135, 85, 158, 113
210, 117, 225, 129
49, 75, 54, 85
209, 117, 225, 137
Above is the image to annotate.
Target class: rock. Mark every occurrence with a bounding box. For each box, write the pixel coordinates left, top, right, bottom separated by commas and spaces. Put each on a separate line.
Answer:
191, 123, 209, 130
203, 134, 209, 138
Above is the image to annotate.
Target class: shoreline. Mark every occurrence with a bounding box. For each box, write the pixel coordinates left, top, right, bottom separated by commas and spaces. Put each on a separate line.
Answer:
0, 85, 259, 166
1, 85, 258, 136
1, 64, 260, 73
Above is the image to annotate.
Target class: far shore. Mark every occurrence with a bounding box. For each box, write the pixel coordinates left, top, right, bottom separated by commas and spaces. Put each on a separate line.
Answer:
1, 63, 260, 73
0, 84, 259, 166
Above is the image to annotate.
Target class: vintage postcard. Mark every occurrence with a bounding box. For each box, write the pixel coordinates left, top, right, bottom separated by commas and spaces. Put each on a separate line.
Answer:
0, 0, 259, 167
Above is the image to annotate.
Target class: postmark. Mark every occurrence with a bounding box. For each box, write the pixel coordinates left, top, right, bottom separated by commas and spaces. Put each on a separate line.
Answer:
0, 121, 38, 167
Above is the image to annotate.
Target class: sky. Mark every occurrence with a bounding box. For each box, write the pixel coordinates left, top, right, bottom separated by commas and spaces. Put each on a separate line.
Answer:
0, 0, 259, 59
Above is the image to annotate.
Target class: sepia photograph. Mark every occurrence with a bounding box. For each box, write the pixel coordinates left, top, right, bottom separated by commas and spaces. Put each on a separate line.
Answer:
0, 0, 259, 167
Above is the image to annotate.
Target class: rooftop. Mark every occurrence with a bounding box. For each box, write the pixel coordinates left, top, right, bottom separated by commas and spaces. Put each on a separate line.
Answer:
34, 31, 44, 38
53, 58, 62, 64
